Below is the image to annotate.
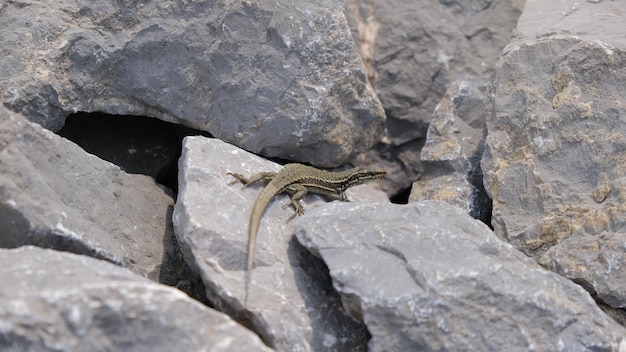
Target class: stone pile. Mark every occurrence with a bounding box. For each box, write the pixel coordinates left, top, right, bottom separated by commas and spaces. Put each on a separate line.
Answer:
1, 0, 625, 351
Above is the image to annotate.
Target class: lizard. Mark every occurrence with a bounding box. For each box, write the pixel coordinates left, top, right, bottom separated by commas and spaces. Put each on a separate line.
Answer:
228, 163, 386, 303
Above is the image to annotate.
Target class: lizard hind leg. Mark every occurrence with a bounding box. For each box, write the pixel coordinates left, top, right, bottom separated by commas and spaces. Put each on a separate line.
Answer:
282, 184, 308, 220
282, 198, 305, 221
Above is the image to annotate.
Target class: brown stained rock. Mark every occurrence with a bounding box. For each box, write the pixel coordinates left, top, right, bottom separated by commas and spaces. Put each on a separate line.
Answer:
482, 0, 626, 308
410, 75, 491, 222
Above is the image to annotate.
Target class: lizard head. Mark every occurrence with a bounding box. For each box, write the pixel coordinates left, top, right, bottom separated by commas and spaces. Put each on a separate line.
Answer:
346, 166, 386, 185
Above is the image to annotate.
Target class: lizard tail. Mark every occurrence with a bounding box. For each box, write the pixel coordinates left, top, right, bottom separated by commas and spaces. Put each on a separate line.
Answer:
244, 186, 275, 304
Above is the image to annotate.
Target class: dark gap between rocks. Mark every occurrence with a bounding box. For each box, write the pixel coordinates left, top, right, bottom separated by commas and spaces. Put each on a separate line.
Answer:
58, 112, 209, 195
390, 186, 411, 204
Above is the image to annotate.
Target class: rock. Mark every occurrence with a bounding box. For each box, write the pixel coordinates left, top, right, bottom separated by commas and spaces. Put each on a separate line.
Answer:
420, 75, 488, 168
409, 172, 474, 212
0, 0, 384, 167
0, 106, 177, 284
173, 136, 388, 351
541, 231, 626, 309
346, 0, 523, 194
0, 246, 272, 352
346, 0, 522, 144
294, 201, 626, 351
410, 75, 491, 222
481, 0, 626, 308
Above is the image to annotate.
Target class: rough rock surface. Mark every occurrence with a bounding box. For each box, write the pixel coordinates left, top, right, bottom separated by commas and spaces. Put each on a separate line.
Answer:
173, 136, 388, 352
482, 0, 626, 308
0, 0, 384, 167
0, 106, 178, 283
346, 0, 523, 194
2, 0, 625, 350
294, 201, 626, 352
0, 246, 272, 352
410, 75, 491, 222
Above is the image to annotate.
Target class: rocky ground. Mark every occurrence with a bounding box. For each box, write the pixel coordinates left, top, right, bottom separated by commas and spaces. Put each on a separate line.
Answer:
1, 0, 625, 351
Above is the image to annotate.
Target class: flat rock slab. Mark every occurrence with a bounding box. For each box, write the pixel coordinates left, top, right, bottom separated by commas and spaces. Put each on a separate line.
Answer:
294, 201, 626, 351
0, 107, 176, 282
0, 0, 384, 167
482, 0, 626, 308
173, 136, 388, 351
0, 246, 272, 352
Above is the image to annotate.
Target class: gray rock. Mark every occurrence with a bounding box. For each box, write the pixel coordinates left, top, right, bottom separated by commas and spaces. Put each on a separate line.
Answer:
346, 0, 521, 144
0, 246, 272, 352
409, 172, 474, 212
420, 75, 488, 167
294, 201, 626, 352
410, 75, 491, 222
0, 0, 384, 167
541, 230, 626, 309
346, 0, 523, 194
173, 136, 388, 351
481, 0, 626, 307
0, 106, 176, 283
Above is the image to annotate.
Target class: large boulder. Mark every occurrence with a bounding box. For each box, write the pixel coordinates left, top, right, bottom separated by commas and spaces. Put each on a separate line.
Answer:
482, 0, 626, 308
0, 246, 271, 351
295, 201, 626, 351
0, 106, 178, 283
0, 0, 384, 167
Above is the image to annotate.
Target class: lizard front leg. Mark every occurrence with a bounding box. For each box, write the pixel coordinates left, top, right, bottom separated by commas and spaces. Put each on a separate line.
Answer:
228, 171, 276, 187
